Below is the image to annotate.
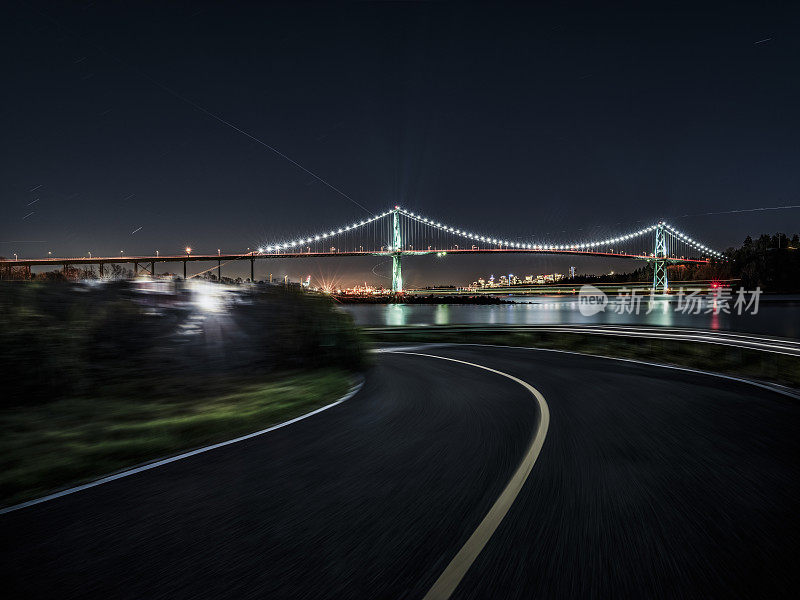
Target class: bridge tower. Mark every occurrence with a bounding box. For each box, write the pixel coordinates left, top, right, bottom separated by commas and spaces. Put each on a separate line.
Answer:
652, 222, 668, 293
391, 208, 403, 293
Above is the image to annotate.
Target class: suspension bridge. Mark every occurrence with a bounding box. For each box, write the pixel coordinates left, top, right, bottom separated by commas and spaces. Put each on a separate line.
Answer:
1, 206, 722, 292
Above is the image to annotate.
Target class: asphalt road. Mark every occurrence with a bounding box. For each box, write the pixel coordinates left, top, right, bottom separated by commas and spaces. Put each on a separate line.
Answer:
2, 346, 798, 599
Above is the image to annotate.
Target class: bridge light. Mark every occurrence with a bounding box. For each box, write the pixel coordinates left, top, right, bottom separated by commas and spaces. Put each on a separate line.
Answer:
257, 247, 263, 253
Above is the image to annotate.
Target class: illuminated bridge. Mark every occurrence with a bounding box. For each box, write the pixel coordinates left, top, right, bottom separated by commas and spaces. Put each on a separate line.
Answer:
2, 206, 723, 292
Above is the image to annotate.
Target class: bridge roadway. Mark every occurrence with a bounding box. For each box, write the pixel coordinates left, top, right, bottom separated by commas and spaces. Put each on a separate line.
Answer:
2, 346, 797, 598
0, 248, 710, 269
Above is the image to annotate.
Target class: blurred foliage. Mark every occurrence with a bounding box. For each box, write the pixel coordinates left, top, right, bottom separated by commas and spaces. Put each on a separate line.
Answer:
0, 282, 365, 405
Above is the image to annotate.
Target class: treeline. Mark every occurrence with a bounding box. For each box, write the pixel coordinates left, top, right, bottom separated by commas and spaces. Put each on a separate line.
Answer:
0, 264, 133, 281
0, 282, 365, 405
669, 233, 800, 292
570, 232, 800, 292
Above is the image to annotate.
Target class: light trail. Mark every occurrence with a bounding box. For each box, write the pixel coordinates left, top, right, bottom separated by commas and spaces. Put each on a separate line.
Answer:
674, 204, 800, 219
29, 6, 372, 216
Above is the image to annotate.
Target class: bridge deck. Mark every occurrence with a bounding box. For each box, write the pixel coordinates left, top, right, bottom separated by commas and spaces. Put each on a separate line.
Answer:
1, 249, 709, 268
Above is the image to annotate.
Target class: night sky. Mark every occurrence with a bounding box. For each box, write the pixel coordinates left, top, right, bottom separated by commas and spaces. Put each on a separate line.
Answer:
2, 2, 798, 286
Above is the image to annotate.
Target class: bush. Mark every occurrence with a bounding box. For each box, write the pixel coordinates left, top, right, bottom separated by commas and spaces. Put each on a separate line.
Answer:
0, 282, 365, 406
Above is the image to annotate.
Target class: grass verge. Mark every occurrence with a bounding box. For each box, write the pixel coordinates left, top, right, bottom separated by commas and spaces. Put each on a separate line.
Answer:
0, 368, 353, 508
367, 328, 800, 390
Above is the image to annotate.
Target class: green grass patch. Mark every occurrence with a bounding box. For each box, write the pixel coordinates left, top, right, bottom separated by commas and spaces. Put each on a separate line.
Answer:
0, 368, 353, 508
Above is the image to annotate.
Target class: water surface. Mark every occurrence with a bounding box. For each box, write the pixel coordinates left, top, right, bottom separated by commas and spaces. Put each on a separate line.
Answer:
342, 295, 800, 338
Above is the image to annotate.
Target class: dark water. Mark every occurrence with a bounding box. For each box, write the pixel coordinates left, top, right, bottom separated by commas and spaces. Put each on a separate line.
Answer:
342, 295, 800, 338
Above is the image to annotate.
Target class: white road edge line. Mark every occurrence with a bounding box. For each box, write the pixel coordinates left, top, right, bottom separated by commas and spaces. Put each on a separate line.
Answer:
391, 352, 550, 600
379, 344, 800, 400
0, 378, 365, 516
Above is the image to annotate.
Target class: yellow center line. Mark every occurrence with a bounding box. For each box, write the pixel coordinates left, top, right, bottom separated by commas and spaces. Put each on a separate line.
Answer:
390, 351, 550, 600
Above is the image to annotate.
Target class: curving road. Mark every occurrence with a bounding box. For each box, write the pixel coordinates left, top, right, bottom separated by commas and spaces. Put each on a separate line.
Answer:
2, 346, 798, 599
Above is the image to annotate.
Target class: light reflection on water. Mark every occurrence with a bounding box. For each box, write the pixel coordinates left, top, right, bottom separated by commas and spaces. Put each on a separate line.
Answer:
342, 295, 800, 338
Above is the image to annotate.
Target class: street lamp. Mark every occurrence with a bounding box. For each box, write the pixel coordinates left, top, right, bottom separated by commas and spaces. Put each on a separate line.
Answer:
48, 251, 52, 257
14, 253, 18, 260
156, 250, 159, 257
217, 248, 221, 256
185, 247, 192, 256
88, 251, 92, 258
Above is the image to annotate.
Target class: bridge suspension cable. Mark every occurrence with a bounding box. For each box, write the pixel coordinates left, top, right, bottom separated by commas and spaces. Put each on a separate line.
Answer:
256, 206, 722, 259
